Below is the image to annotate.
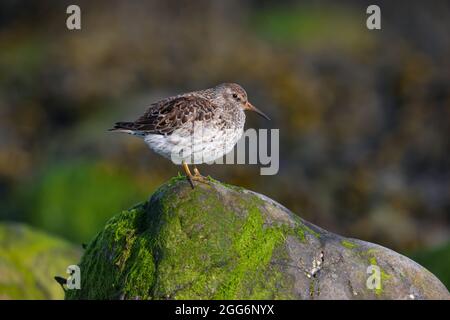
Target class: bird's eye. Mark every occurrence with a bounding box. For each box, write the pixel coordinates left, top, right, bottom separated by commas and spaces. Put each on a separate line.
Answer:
232, 93, 240, 101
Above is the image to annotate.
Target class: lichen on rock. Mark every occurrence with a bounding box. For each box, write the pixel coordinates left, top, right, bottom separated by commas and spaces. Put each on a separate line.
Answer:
66, 177, 450, 300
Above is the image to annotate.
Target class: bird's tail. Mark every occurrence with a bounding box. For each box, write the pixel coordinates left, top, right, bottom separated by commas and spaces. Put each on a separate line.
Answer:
108, 122, 138, 134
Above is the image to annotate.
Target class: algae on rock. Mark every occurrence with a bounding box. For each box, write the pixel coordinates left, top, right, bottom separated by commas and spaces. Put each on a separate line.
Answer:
66, 177, 450, 300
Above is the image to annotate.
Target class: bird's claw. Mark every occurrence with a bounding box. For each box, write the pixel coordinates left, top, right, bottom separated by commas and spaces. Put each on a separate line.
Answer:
186, 173, 208, 189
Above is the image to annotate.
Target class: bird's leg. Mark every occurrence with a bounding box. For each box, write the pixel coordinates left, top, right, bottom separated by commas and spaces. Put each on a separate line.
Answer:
193, 165, 202, 177
193, 165, 209, 183
182, 161, 195, 189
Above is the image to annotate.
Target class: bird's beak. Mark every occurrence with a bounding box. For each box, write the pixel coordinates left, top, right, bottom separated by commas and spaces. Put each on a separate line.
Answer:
245, 102, 270, 120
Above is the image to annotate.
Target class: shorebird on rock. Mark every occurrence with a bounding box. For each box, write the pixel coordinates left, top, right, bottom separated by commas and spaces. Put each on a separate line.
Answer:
110, 83, 270, 188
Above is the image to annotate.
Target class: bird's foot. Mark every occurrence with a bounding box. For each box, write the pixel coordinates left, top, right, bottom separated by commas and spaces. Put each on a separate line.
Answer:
182, 162, 208, 189
185, 174, 195, 189
192, 173, 208, 183
192, 166, 208, 183
184, 173, 208, 189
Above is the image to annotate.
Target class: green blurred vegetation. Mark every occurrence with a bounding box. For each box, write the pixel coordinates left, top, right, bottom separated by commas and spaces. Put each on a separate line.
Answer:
252, 4, 373, 51
0, 222, 80, 299
17, 161, 149, 243
411, 242, 450, 289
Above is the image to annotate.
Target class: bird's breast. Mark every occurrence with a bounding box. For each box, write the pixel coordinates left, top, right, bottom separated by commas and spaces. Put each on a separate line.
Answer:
144, 120, 244, 165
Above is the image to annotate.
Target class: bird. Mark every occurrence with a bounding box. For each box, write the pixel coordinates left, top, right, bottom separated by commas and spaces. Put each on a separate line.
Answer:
109, 83, 270, 188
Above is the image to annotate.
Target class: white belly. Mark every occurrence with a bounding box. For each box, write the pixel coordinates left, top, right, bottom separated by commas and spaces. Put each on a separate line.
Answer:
144, 121, 243, 165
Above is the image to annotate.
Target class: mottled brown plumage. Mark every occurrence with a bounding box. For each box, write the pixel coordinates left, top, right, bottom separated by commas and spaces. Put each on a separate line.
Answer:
112, 95, 217, 135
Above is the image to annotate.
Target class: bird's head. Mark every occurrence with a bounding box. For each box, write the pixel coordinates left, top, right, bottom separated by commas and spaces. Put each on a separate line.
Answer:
213, 83, 270, 120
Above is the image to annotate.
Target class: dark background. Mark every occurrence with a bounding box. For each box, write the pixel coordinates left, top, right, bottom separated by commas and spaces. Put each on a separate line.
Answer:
0, 0, 449, 289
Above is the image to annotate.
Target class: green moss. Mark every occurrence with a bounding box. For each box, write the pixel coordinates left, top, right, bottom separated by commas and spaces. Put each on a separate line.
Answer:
205, 176, 244, 192
67, 178, 296, 300
295, 227, 306, 242
303, 224, 321, 239
367, 256, 392, 296
122, 237, 156, 299
341, 240, 359, 249
166, 173, 188, 187
292, 221, 320, 243
214, 207, 284, 299
65, 204, 148, 299
309, 278, 319, 298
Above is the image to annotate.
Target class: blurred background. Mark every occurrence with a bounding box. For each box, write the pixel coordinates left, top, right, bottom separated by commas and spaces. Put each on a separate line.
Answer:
0, 0, 449, 298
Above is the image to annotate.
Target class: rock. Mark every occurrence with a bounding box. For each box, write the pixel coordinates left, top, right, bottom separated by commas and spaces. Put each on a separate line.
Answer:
411, 242, 450, 290
0, 222, 81, 299
66, 177, 450, 300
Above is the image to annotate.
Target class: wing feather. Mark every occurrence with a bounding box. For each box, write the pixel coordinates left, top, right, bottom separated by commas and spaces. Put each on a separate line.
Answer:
112, 95, 217, 135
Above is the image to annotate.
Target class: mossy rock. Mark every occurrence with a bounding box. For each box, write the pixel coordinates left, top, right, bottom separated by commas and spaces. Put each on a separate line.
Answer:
0, 222, 81, 299
66, 177, 450, 300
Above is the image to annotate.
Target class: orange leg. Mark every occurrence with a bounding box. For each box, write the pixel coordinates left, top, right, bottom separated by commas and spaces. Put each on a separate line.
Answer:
193, 165, 209, 182
182, 161, 195, 189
